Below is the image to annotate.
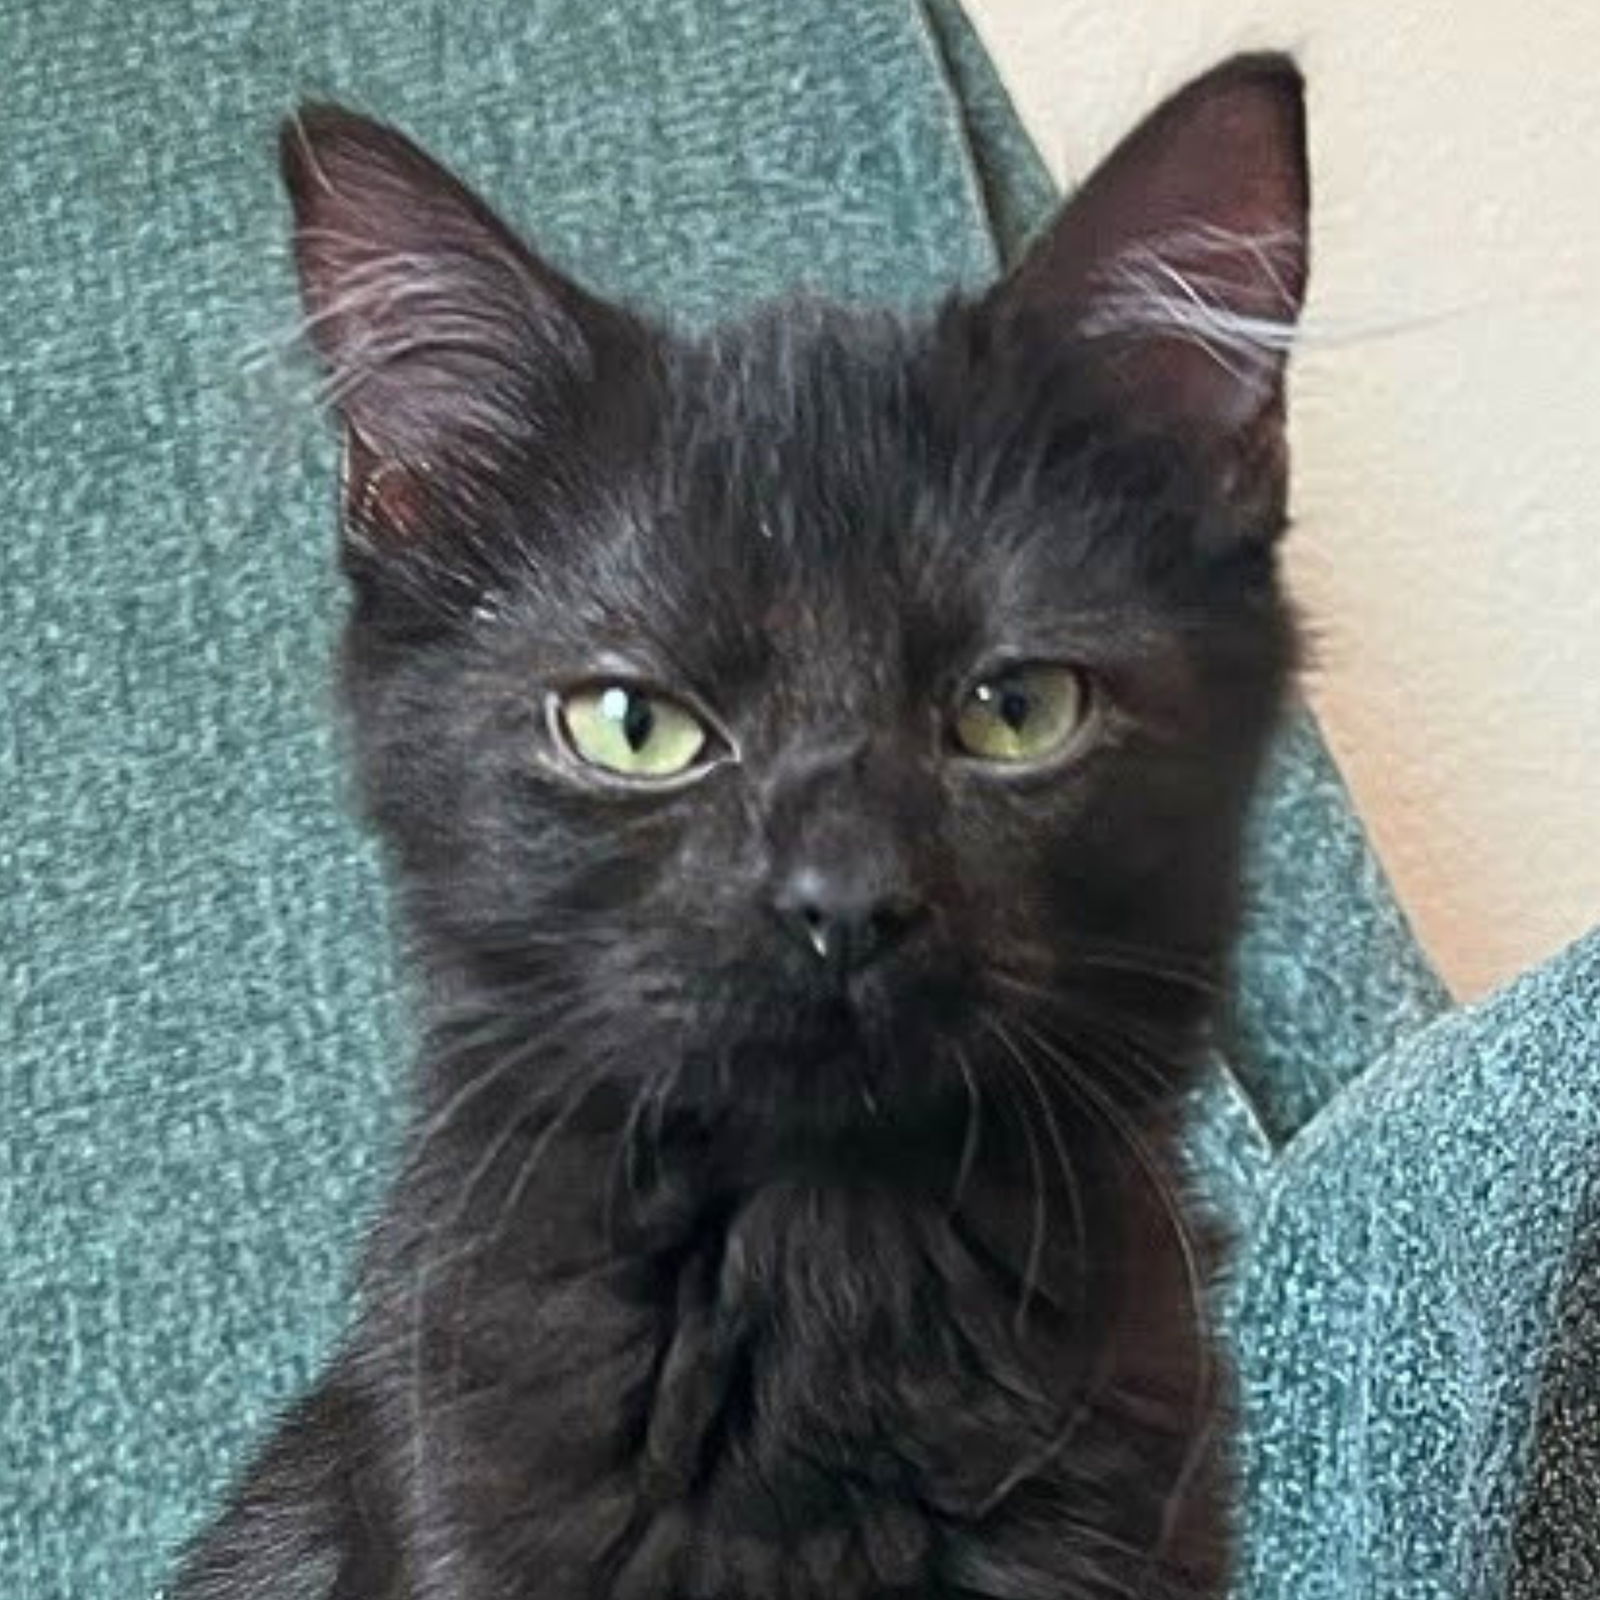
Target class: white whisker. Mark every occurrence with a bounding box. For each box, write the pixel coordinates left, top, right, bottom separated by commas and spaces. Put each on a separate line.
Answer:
947, 1044, 984, 1215
1009, 1016, 1220, 1552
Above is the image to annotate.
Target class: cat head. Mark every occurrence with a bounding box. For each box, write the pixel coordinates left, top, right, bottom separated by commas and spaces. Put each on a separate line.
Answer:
280, 56, 1307, 1155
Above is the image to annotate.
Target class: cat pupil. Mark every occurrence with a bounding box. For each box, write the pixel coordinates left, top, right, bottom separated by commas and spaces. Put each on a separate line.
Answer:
998, 687, 1032, 731
620, 693, 654, 752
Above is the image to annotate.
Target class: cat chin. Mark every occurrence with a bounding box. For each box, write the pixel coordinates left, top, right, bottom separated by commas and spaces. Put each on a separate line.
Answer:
667, 1023, 978, 1174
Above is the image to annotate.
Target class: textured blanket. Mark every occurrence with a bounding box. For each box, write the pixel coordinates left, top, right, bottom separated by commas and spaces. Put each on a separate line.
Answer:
3, 2, 1595, 1597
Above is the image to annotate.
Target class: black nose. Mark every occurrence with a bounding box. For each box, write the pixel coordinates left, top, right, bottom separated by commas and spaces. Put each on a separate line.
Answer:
772, 866, 925, 975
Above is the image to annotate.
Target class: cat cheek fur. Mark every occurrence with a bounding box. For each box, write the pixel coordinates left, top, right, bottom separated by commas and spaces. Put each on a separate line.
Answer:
173, 52, 1307, 1600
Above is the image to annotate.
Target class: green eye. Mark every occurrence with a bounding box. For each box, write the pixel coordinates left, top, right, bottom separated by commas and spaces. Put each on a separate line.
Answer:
953, 665, 1086, 763
558, 684, 709, 779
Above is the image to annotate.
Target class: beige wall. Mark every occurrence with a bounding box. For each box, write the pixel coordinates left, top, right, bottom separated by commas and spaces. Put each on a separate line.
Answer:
965, 0, 1600, 999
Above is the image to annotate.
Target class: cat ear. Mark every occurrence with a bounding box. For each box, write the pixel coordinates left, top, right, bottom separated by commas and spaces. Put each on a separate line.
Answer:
279, 105, 644, 542
985, 54, 1308, 513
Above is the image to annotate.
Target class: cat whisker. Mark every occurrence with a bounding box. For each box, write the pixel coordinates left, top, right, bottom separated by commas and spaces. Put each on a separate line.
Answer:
406, 1061, 600, 1505
984, 1017, 1089, 1323
988, 954, 1225, 1022
646, 1052, 687, 1176
1067, 951, 1225, 1001
484, 1072, 606, 1242
400, 1029, 544, 1173
404, 1055, 557, 1506
946, 1043, 983, 1216
1015, 1020, 1209, 1337
985, 972, 1188, 1099
984, 1037, 1050, 1336
1007, 932, 1226, 988
1007, 1018, 1220, 1539
607, 1055, 683, 1237
970, 1372, 1108, 1523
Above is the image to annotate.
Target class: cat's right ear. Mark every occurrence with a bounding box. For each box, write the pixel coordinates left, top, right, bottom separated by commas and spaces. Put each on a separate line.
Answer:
978, 54, 1309, 531
279, 105, 646, 546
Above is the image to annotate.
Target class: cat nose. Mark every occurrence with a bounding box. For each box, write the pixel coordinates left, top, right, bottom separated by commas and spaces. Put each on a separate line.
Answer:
771, 866, 925, 975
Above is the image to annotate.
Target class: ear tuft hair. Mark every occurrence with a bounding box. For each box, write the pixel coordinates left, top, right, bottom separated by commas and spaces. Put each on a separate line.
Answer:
984, 54, 1309, 524
279, 104, 644, 543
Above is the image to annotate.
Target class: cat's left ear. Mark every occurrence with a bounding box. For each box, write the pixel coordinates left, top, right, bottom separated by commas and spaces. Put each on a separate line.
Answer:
984, 53, 1309, 522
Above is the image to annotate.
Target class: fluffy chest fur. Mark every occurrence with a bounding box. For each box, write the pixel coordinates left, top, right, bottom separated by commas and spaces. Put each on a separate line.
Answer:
344, 1113, 1214, 1600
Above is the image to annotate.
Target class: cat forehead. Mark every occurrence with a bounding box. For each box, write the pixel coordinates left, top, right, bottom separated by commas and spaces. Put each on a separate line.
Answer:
656, 312, 1038, 546
517, 449, 1147, 714
494, 306, 1204, 682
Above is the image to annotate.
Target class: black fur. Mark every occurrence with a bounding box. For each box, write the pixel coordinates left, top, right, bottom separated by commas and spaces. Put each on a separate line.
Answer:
174, 54, 1308, 1599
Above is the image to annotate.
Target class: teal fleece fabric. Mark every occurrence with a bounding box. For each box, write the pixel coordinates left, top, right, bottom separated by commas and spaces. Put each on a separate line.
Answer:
1228, 928, 1600, 1600
1, 2, 1591, 1598
1510, 1186, 1600, 1597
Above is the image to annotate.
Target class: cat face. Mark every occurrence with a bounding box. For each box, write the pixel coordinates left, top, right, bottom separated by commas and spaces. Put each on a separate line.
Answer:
282, 58, 1306, 1146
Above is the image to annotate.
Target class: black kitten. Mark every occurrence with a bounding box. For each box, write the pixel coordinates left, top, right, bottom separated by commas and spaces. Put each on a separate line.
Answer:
174, 54, 1307, 1600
